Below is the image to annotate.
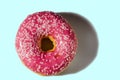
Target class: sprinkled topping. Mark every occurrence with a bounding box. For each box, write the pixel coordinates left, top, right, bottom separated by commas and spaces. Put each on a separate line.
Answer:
15, 11, 77, 76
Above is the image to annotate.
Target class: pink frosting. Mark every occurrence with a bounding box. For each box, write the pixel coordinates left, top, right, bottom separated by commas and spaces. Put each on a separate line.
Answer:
15, 11, 77, 75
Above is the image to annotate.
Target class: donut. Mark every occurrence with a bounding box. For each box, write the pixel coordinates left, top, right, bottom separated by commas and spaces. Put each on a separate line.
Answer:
15, 11, 77, 76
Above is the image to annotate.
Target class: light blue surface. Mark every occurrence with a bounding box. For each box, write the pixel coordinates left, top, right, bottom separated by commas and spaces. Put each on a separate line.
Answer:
0, 0, 120, 80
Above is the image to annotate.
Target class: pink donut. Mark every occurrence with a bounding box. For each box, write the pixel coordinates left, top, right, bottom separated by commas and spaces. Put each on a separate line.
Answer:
15, 11, 77, 76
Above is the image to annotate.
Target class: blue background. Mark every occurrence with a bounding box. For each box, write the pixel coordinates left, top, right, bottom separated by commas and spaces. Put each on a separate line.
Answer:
0, 0, 120, 80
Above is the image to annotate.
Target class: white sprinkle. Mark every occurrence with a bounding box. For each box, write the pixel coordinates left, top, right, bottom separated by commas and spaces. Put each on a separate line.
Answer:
37, 65, 41, 72
40, 62, 43, 64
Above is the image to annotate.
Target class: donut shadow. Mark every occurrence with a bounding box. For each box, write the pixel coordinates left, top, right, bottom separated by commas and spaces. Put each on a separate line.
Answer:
57, 12, 99, 75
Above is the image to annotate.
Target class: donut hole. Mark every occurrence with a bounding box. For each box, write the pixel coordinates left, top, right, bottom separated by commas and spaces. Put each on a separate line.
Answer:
40, 36, 56, 52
